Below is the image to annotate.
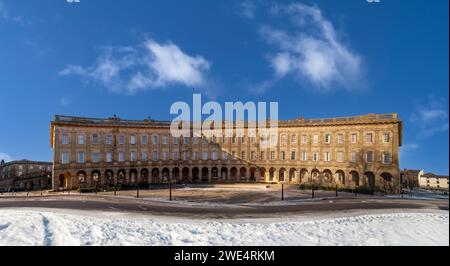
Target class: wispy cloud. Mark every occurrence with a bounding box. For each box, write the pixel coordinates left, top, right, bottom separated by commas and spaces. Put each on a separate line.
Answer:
0, 1, 28, 25
400, 143, 419, 157
59, 97, 70, 106
59, 39, 212, 95
0, 1, 8, 20
0, 152, 12, 162
254, 3, 364, 92
240, 0, 256, 19
410, 96, 449, 137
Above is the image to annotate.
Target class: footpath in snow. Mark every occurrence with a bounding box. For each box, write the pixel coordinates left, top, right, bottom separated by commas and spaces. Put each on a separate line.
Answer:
0, 209, 448, 246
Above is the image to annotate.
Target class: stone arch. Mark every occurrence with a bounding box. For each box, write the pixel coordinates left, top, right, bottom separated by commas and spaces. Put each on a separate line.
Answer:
140, 168, 149, 184
350, 171, 360, 187
151, 168, 160, 183
289, 168, 297, 183
380, 172, 394, 193
105, 169, 114, 185
129, 169, 138, 184
269, 167, 276, 182
230, 167, 238, 181
311, 169, 320, 183
182, 167, 190, 182
192, 167, 200, 182
279, 168, 287, 182
221, 167, 228, 181
364, 171, 376, 190
162, 167, 170, 181
249, 167, 257, 182
117, 169, 126, 185
77, 171, 87, 185
300, 168, 308, 184
259, 167, 266, 182
58, 172, 71, 189
239, 167, 247, 181
172, 167, 180, 181
201, 167, 209, 182
323, 169, 333, 183
91, 170, 101, 185
211, 167, 219, 180
335, 170, 345, 185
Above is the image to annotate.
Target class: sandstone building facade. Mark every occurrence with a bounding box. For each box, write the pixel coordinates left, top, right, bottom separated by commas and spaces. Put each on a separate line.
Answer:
0, 160, 52, 192
50, 113, 402, 193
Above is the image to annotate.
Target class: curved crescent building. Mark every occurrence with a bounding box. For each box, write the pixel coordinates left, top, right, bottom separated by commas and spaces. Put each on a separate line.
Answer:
50, 113, 402, 193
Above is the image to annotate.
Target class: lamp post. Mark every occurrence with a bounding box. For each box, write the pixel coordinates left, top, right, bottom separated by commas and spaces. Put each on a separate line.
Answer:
281, 183, 284, 201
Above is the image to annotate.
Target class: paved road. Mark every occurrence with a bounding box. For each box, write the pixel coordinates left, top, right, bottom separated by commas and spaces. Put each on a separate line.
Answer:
0, 195, 447, 219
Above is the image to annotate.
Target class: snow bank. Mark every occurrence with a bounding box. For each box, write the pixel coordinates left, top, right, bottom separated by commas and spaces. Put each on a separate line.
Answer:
0, 209, 448, 246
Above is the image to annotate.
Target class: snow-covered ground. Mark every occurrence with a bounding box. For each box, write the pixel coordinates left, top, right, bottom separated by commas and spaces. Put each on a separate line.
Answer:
0, 209, 448, 246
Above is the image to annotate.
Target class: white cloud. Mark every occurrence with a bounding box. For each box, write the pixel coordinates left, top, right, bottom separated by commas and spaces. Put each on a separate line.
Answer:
410, 96, 449, 137
0, 152, 12, 162
59, 39, 211, 95
241, 0, 256, 19
258, 3, 364, 92
59, 97, 70, 106
0, 1, 8, 20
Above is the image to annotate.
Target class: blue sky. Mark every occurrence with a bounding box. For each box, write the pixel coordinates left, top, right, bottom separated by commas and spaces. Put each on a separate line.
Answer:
0, 0, 448, 174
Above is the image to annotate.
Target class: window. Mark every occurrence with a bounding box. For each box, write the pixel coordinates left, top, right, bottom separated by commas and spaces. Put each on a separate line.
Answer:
232, 151, 236, 159
106, 135, 113, 145
383, 133, 390, 143
212, 151, 218, 160
270, 134, 277, 145
152, 151, 158, 161
251, 151, 256, 160
281, 134, 287, 145
92, 134, 99, 144
312, 152, 319, 161
61, 152, 69, 164
184, 137, 189, 145
270, 151, 276, 160
366, 151, 374, 163
162, 136, 168, 145
130, 151, 137, 161
291, 150, 296, 161
173, 151, 179, 160
222, 151, 228, 160
242, 135, 246, 144
337, 134, 344, 144
92, 152, 100, 163
193, 151, 199, 160
366, 133, 373, 143
193, 137, 199, 145
77, 135, 85, 145
325, 134, 332, 144
183, 151, 189, 161
152, 135, 159, 145
280, 151, 286, 160
119, 135, 125, 145
202, 151, 208, 160
241, 151, 246, 160
302, 135, 308, 144
260, 151, 266, 160
62, 134, 70, 145
77, 151, 85, 163
141, 152, 148, 161
106, 152, 113, 163
382, 152, 390, 164
324, 152, 331, 162
202, 136, 208, 144
301, 151, 307, 161
337, 151, 344, 162
118, 152, 125, 162
141, 135, 148, 145
163, 151, 169, 161
130, 135, 136, 145
351, 133, 357, 144
212, 136, 217, 143
351, 151, 357, 162
251, 137, 256, 144
173, 137, 179, 145
313, 134, 319, 144
291, 134, 297, 144
232, 135, 236, 144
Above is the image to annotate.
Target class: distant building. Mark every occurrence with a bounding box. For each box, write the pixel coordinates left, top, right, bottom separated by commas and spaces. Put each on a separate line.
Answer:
0, 160, 52, 192
400, 169, 424, 189
419, 173, 449, 191
50, 113, 402, 193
